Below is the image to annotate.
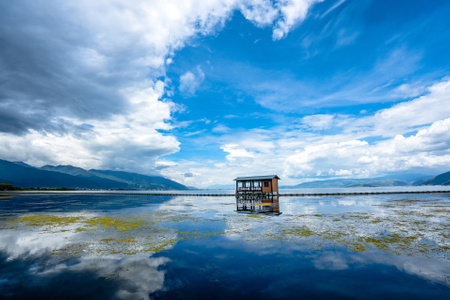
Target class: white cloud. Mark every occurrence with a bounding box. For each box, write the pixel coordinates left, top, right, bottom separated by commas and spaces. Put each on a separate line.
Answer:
302, 114, 334, 130
0, 0, 321, 175
240, 0, 323, 39
162, 79, 450, 187
240, 0, 279, 26
0, 0, 236, 172
273, 0, 324, 40
0, 82, 180, 172
221, 144, 255, 161
212, 124, 231, 133
372, 79, 450, 135
391, 82, 427, 99
179, 66, 205, 95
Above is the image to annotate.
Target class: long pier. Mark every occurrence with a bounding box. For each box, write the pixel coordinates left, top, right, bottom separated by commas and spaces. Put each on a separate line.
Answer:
2, 190, 450, 197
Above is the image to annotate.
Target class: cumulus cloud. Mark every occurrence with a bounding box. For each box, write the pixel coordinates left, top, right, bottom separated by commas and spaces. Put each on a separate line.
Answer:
0, 82, 180, 172
221, 144, 255, 161
371, 79, 450, 135
273, 0, 324, 40
0, 0, 232, 171
240, 0, 279, 26
240, 0, 323, 39
0, 0, 320, 174
163, 79, 450, 187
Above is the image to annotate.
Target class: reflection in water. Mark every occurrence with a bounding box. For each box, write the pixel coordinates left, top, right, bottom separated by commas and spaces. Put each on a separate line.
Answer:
39, 254, 169, 300
0, 251, 168, 300
0, 192, 449, 298
236, 195, 281, 214
0, 213, 172, 299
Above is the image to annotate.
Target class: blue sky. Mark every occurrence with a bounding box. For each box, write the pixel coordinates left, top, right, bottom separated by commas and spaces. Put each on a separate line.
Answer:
1, 0, 450, 187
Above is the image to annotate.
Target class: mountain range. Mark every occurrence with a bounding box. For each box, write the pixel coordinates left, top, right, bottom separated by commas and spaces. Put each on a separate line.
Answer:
0, 159, 187, 190
282, 178, 409, 189
282, 173, 450, 189
1, 158, 449, 190
419, 171, 450, 186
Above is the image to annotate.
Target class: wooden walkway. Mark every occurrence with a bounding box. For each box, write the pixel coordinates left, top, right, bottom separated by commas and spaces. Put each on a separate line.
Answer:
279, 190, 450, 196
4, 190, 449, 197
87, 190, 450, 196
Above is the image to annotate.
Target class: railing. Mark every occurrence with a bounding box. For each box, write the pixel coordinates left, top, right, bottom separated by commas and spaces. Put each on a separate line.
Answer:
237, 187, 262, 191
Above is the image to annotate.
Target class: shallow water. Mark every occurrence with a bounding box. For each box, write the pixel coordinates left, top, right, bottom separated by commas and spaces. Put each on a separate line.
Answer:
0, 191, 449, 299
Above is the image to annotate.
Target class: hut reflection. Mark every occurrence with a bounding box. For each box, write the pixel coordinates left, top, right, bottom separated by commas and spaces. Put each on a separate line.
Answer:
236, 195, 281, 215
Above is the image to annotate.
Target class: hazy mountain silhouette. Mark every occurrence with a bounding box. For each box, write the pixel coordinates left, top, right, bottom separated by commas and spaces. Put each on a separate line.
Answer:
282, 178, 410, 189
0, 159, 187, 190
0, 159, 101, 189
88, 169, 187, 190
419, 171, 450, 186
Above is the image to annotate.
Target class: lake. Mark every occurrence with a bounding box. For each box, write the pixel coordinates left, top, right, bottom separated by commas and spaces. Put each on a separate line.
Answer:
0, 189, 449, 299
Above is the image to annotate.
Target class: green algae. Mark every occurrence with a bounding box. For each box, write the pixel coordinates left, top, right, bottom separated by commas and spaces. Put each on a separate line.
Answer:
100, 238, 116, 242
15, 215, 87, 227
247, 215, 264, 218
369, 219, 383, 224
351, 244, 366, 252
282, 226, 315, 237
432, 209, 450, 213
84, 216, 143, 232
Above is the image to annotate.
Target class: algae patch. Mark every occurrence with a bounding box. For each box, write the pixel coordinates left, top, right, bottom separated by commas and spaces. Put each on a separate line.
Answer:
15, 215, 87, 227
83, 216, 143, 232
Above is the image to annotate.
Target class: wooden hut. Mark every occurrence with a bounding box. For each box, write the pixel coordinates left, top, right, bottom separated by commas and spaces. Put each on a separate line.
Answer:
234, 175, 280, 198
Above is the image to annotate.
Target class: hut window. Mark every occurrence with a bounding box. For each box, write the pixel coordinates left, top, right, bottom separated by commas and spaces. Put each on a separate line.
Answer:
264, 181, 269, 187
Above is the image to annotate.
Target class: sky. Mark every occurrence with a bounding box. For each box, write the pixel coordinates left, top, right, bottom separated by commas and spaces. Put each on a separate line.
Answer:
1, 0, 450, 188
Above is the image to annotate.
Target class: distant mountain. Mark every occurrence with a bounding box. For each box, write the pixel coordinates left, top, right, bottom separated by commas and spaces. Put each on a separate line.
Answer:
0, 159, 101, 189
40, 165, 130, 189
12, 161, 34, 168
282, 178, 410, 189
0, 159, 187, 190
89, 169, 188, 190
419, 171, 450, 186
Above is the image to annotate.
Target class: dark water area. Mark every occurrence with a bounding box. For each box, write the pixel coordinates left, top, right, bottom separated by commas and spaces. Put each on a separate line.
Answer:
0, 192, 449, 299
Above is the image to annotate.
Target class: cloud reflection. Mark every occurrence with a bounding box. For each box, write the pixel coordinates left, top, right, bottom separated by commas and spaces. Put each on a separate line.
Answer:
0, 212, 176, 299
37, 254, 170, 300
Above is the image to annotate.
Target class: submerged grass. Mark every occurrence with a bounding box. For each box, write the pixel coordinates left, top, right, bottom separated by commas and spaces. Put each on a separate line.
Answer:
1, 195, 449, 259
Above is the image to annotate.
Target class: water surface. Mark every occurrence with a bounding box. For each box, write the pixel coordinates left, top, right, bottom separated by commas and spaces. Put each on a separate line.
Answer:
0, 191, 449, 299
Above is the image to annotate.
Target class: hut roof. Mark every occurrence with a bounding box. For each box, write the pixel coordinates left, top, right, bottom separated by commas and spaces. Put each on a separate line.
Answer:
234, 175, 280, 181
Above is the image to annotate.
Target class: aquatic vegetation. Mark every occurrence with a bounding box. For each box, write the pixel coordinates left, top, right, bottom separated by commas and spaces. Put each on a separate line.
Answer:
0, 193, 448, 262
282, 226, 315, 237
15, 215, 87, 227
247, 214, 264, 218
84, 216, 143, 232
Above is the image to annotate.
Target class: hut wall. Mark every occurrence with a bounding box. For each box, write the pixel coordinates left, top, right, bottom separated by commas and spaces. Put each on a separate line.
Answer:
272, 178, 279, 194
262, 180, 272, 193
